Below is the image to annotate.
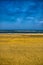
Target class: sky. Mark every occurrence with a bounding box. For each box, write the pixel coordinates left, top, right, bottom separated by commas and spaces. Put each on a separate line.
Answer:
0, 0, 43, 30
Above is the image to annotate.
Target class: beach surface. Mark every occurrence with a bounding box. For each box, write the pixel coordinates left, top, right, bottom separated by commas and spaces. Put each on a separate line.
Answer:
0, 33, 43, 65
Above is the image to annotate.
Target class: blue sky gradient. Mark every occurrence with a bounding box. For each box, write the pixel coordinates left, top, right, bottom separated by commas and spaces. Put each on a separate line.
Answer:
0, 0, 43, 30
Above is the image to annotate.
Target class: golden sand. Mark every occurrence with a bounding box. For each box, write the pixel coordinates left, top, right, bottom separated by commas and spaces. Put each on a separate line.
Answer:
0, 33, 43, 65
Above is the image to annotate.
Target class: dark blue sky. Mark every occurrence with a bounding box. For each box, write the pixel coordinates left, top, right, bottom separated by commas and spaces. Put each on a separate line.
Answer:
0, 0, 43, 30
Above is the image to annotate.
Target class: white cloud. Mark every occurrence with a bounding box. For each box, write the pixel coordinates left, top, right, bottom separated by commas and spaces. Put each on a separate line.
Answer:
39, 21, 43, 24
26, 17, 34, 20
